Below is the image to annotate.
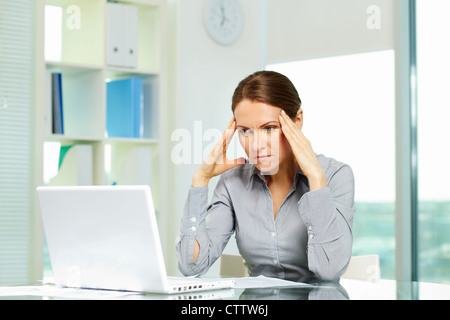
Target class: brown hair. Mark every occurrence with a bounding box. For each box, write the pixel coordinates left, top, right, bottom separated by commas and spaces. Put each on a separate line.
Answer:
231, 70, 302, 118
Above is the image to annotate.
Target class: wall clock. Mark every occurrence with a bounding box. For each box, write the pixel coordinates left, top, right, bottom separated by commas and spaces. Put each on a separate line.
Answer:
204, 0, 245, 46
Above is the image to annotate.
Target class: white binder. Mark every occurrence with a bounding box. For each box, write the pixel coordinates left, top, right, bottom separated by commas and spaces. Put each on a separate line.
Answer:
49, 145, 93, 186
106, 3, 123, 67
106, 3, 138, 68
115, 146, 152, 186
122, 5, 139, 68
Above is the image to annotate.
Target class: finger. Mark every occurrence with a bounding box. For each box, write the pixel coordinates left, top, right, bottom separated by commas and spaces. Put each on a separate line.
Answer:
279, 111, 304, 142
280, 124, 302, 153
216, 116, 236, 151
279, 114, 309, 156
212, 121, 236, 163
226, 157, 246, 166
279, 112, 298, 142
279, 110, 299, 133
209, 117, 238, 163
223, 121, 236, 151
221, 116, 237, 143
281, 123, 309, 152
224, 157, 247, 169
226, 115, 236, 130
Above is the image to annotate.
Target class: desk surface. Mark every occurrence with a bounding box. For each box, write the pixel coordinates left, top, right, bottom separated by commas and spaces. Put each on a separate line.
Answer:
2, 278, 450, 300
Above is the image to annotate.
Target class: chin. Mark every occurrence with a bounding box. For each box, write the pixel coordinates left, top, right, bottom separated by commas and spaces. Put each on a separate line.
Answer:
256, 162, 280, 175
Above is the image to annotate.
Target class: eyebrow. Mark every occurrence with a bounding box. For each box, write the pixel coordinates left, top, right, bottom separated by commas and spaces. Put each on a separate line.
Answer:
236, 121, 279, 129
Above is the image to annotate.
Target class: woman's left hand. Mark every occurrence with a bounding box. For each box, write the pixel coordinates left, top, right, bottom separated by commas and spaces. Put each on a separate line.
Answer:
279, 110, 328, 191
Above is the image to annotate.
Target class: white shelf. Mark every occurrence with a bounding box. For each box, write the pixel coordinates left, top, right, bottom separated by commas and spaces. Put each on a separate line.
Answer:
45, 134, 103, 143
36, 0, 171, 279
105, 66, 160, 76
39, 0, 167, 197
46, 60, 104, 72
105, 137, 158, 145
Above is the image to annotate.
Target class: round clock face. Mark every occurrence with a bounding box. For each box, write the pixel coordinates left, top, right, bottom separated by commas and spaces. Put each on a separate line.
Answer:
204, 0, 245, 46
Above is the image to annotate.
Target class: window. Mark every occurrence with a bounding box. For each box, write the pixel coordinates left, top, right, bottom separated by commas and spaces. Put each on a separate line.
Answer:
416, 0, 450, 284
0, 0, 35, 285
268, 50, 396, 278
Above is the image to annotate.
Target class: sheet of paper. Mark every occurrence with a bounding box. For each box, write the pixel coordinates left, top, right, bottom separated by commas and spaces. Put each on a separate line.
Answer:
231, 275, 311, 289
0, 285, 140, 299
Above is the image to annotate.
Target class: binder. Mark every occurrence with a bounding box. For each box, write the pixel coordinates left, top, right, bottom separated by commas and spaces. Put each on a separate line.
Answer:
44, 5, 62, 62
106, 3, 122, 67
106, 3, 138, 68
49, 144, 93, 186
51, 72, 64, 134
122, 4, 139, 68
118, 146, 152, 185
106, 78, 143, 138
45, 70, 52, 135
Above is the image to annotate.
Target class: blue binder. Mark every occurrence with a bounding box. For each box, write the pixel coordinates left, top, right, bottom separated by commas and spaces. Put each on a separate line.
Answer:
106, 78, 143, 138
52, 73, 64, 134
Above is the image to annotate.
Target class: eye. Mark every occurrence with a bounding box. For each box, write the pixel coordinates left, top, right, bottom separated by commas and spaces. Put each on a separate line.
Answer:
264, 126, 277, 132
239, 128, 251, 135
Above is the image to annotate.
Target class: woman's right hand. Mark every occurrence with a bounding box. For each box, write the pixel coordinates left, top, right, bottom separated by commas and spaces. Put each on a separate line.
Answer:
192, 116, 246, 187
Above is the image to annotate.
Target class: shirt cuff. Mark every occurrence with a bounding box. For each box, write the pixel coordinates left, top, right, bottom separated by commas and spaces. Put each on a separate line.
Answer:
181, 186, 209, 236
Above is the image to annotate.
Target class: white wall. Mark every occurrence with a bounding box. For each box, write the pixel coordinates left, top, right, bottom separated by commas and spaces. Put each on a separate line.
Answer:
267, 0, 394, 64
168, 0, 266, 275
167, 0, 396, 276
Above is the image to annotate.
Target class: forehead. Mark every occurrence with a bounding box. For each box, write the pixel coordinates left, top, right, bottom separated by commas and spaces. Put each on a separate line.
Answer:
234, 100, 281, 127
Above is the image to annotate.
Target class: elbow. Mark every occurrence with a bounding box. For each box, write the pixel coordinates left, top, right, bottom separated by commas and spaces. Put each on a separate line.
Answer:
178, 259, 210, 277
314, 259, 350, 282
314, 267, 345, 282
176, 239, 200, 277
176, 239, 209, 277
310, 242, 352, 282
178, 262, 199, 277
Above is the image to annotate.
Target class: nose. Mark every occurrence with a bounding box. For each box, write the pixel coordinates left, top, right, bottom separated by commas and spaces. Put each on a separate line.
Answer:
250, 130, 268, 157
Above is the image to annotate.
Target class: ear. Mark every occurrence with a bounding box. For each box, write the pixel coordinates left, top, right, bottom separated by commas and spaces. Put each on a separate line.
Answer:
294, 109, 303, 130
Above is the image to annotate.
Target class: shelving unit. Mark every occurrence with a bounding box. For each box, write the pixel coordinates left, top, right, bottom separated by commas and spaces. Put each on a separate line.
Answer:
35, 0, 171, 277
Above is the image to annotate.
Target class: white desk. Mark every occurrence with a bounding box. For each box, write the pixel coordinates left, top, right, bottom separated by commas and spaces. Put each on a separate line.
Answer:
1, 278, 450, 300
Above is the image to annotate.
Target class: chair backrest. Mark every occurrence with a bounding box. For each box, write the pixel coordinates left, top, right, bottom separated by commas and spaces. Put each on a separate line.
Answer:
219, 253, 381, 282
219, 254, 247, 277
341, 254, 380, 282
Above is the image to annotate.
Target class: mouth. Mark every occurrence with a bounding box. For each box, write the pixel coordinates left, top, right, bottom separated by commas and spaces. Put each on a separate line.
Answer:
254, 155, 272, 163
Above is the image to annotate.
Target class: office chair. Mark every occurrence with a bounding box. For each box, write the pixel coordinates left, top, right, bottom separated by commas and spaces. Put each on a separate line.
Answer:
219, 254, 381, 282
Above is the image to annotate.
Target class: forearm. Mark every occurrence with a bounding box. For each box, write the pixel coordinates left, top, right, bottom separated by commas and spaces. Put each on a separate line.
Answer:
298, 187, 354, 281
192, 172, 211, 188
307, 215, 353, 281
191, 175, 209, 264
176, 179, 235, 276
176, 187, 210, 276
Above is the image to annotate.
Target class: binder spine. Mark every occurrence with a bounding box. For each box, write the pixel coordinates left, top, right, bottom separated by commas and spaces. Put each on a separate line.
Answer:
51, 73, 64, 135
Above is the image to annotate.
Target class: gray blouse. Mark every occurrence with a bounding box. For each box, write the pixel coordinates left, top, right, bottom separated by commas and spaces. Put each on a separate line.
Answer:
176, 154, 355, 282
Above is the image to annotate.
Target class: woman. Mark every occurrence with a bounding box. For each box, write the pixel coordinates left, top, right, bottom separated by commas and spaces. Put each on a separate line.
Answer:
176, 71, 355, 282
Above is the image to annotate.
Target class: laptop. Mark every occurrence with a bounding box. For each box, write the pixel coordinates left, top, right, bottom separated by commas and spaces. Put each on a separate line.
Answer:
36, 185, 235, 294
